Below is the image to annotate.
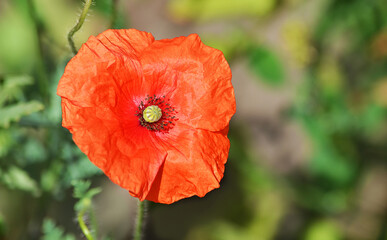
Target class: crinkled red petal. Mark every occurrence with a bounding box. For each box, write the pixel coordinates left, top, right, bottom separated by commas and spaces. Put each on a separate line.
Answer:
57, 29, 236, 203
140, 33, 236, 132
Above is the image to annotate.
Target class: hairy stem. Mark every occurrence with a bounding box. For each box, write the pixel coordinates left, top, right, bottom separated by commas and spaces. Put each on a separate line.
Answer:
89, 205, 99, 239
67, 0, 93, 55
133, 200, 148, 240
77, 208, 94, 240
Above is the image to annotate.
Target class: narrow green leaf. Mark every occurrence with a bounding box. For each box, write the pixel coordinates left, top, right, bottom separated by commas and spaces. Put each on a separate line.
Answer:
0, 101, 44, 128
0, 75, 33, 106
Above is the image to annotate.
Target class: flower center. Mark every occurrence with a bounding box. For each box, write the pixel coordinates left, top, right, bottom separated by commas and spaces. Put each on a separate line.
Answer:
143, 105, 162, 123
135, 95, 177, 132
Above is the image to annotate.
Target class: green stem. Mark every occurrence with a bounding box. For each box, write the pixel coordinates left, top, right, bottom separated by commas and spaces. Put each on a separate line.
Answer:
133, 200, 148, 240
77, 208, 94, 240
67, 0, 93, 55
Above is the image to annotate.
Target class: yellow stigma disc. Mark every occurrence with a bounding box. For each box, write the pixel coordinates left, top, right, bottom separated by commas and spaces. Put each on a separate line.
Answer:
143, 105, 162, 123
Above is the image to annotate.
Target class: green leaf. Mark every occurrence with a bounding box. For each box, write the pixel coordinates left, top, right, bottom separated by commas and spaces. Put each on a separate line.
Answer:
85, 188, 102, 200
0, 101, 44, 128
310, 150, 354, 186
248, 46, 285, 86
0, 75, 33, 106
72, 179, 101, 200
72, 180, 101, 212
42, 219, 75, 240
302, 118, 355, 187
60, 144, 102, 186
42, 219, 65, 240
0, 166, 41, 196
64, 155, 102, 186
72, 180, 92, 199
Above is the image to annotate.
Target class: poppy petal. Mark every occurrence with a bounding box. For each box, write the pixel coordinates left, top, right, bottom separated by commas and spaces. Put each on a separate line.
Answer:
146, 123, 230, 203
58, 29, 154, 107
58, 30, 167, 199
140, 34, 236, 132
61, 96, 167, 200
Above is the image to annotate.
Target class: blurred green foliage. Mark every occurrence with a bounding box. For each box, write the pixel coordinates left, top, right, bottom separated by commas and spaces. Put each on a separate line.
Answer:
0, 0, 387, 239
248, 46, 285, 86
41, 219, 75, 240
290, 0, 387, 217
0, 76, 44, 128
0, 0, 105, 238
72, 180, 101, 212
72, 180, 101, 240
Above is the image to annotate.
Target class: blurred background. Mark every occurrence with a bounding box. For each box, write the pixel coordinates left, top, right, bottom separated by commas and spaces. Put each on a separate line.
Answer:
1, 0, 387, 239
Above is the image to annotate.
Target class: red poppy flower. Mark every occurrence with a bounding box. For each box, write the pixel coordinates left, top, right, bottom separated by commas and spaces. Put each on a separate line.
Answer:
57, 29, 235, 204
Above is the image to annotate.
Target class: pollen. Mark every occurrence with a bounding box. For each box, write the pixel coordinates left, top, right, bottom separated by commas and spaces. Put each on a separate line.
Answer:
143, 105, 162, 123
